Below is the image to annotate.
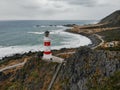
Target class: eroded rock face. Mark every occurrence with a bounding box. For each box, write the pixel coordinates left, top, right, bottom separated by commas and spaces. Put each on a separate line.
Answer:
60, 47, 120, 90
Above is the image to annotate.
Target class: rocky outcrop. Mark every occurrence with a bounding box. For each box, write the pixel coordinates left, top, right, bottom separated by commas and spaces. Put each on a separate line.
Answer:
63, 24, 76, 27
59, 47, 120, 90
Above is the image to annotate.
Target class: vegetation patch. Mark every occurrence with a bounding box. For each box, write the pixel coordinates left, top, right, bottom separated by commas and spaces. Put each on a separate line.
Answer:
97, 29, 120, 42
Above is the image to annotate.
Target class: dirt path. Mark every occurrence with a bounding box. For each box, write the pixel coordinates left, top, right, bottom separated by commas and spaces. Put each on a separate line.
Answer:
91, 34, 104, 49
0, 58, 28, 72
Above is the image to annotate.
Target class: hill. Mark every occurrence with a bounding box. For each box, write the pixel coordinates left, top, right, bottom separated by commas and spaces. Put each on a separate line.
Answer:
0, 54, 58, 90
67, 10, 120, 35
99, 10, 120, 27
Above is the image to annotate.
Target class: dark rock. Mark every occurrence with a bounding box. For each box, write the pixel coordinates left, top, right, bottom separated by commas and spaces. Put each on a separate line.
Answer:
63, 24, 76, 27
59, 47, 120, 90
36, 25, 41, 27
0, 72, 12, 82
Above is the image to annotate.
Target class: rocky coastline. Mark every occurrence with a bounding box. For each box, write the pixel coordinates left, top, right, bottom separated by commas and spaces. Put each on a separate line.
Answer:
0, 10, 120, 90
65, 29, 101, 49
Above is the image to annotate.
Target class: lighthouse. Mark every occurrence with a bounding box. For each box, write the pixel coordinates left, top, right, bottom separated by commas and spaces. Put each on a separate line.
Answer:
43, 31, 52, 60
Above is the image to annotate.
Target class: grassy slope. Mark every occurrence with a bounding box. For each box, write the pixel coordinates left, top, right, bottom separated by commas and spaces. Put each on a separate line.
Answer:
96, 29, 120, 51
97, 29, 120, 42
0, 56, 58, 90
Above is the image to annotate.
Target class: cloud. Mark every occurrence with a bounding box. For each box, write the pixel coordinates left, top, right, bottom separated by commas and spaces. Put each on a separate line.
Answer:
51, 0, 97, 7
51, 0, 120, 7
0, 0, 68, 19
0, 0, 120, 20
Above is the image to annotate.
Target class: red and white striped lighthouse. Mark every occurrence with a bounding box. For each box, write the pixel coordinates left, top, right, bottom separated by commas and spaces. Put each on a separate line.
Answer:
43, 31, 52, 60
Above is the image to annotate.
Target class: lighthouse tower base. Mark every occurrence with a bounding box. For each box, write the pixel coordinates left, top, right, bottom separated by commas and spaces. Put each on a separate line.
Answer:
42, 54, 52, 60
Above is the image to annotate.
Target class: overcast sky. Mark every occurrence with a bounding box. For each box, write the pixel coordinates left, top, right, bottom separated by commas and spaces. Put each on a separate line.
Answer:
0, 0, 120, 20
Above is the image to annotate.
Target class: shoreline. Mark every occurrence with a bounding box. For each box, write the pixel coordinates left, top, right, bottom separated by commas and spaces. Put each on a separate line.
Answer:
0, 27, 95, 61
0, 26, 101, 62
65, 29, 102, 48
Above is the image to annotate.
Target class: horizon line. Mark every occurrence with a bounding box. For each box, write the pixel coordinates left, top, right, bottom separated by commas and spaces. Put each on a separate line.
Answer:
0, 19, 99, 21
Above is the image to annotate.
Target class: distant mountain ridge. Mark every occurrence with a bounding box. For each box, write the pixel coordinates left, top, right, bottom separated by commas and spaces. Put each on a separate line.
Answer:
99, 10, 120, 27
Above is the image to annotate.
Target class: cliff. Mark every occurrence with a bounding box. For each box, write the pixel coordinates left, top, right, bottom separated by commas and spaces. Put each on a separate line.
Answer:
0, 47, 120, 90
53, 47, 120, 90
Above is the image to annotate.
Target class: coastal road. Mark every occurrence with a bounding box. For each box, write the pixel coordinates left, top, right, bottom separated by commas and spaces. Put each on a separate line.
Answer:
55, 34, 104, 57
91, 34, 104, 49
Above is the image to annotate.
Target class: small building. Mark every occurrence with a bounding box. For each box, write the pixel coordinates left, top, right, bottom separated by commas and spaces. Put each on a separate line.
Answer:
102, 41, 120, 48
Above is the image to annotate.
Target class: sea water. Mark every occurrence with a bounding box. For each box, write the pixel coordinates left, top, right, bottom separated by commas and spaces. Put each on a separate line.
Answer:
0, 20, 97, 59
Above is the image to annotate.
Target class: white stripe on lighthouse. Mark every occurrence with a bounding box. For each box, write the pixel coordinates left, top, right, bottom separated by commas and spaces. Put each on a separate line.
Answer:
44, 46, 51, 51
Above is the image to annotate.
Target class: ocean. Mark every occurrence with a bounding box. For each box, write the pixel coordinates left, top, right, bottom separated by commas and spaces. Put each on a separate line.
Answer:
0, 20, 97, 59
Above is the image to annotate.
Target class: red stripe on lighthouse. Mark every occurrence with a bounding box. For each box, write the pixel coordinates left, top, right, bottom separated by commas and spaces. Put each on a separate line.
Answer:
44, 51, 52, 54
44, 42, 51, 46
